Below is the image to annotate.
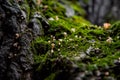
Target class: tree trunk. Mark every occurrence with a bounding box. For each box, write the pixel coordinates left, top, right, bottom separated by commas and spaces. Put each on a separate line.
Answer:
0, 0, 39, 80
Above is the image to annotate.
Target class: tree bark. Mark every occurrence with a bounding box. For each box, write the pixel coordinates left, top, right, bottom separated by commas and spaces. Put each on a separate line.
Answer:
0, 0, 34, 80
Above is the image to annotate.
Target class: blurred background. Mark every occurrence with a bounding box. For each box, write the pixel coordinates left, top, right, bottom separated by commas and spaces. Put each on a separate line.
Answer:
79, 0, 120, 25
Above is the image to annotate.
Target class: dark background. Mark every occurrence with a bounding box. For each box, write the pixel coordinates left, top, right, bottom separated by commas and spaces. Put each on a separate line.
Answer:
79, 0, 120, 25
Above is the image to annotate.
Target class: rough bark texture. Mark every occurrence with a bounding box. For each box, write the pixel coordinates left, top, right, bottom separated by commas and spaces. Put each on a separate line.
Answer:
0, 0, 49, 79
0, 0, 39, 80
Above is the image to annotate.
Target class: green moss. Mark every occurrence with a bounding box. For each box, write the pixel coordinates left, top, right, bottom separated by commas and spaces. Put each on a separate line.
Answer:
33, 21, 118, 71
31, 37, 50, 55
110, 21, 120, 37
28, 0, 120, 79
44, 73, 56, 80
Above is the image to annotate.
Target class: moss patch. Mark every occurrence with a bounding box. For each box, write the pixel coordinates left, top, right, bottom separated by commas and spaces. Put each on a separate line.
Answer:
30, 0, 120, 80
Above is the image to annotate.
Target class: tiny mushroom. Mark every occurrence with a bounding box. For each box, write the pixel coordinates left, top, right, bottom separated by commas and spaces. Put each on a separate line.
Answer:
106, 37, 113, 43
51, 43, 55, 49
103, 23, 111, 30
15, 33, 20, 39
63, 32, 67, 37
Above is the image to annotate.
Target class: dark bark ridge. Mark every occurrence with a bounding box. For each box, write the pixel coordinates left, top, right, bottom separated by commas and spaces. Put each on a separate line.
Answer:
0, 0, 48, 80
